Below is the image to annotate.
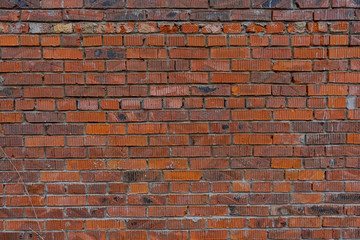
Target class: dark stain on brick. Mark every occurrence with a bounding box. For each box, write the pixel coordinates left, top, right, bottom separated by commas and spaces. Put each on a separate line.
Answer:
166, 12, 177, 18
279, 220, 286, 227
124, 171, 143, 182
262, 0, 281, 7
131, 221, 137, 226
94, 75, 108, 82
238, 124, 243, 130
143, 197, 153, 204
354, 0, 360, 5
90, 0, 96, 2
0, 89, 12, 96
198, 86, 217, 93
233, 195, 242, 202
256, 220, 262, 227
228, 205, 247, 215
107, 49, 116, 58
114, 13, 144, 20
277, 206, 293, 215
210, 0, 250, 8
117, 113, 127, 121
203, 12, 229, 21
102, 0, 116, 6
190, 137, 195, 146
94, 49, 102, 57
309, 206, 340, 215
347, 10, 352, 17
16, 0, 29, 7
332, 194, 360, 202
222, 124, 229, 130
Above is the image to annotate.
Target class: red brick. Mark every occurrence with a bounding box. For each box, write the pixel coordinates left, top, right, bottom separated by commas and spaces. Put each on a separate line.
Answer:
191, 60, 230, 71
266, 23, 285, 33
0, 10, 20, 21
273, 10, 313, 21
296, 0, 329, 8
253, 48, 291, 59
268, 230, 302, 239
150, 86, 189, 96
169, 48, 208, 59
232, 110, 271, 121
5, 220, 44, 231
2, 48, 40, 59
62, 35, 81, 46
22, 10, 62, 22
65, 10, 103, 21
42, 0, 82, 8
7, 196, 45, 206
46, 220, 84, 230
233, 60, 271, 71
289, 217, 321, 228
294, 48, 327, 59
308, 85, 347, 96
44, 49, 83, 59
67, 112, 106, 122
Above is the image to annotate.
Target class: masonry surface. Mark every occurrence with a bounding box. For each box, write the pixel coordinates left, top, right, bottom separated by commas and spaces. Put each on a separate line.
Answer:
0, 0, 360, 239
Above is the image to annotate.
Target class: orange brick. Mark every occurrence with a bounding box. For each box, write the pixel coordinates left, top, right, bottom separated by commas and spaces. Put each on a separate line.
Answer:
87, 220, 125, 230
273, 61, 312, 71
164, 171, 202, 181
41, 172, 80, 182
285, 170, 325, 181
232, 182, 251, 192
234, 134, 272, 145
25, 136, 64, 147
20, 35, 39, 46
274, 110, 312, 121
83, 35, 102, 46
271, 159, 302, 169
104, 35, 123, 46
308, 85, 348, 96
67, 112, 106, 122
0, 35, 18, 46
211, 48, 250, 59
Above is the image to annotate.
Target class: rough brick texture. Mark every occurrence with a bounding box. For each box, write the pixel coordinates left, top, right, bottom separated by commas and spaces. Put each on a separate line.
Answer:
1, 0, 360, 239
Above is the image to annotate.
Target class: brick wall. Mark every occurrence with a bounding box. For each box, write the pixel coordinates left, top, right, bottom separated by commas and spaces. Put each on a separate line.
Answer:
1, 0, 360, 239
